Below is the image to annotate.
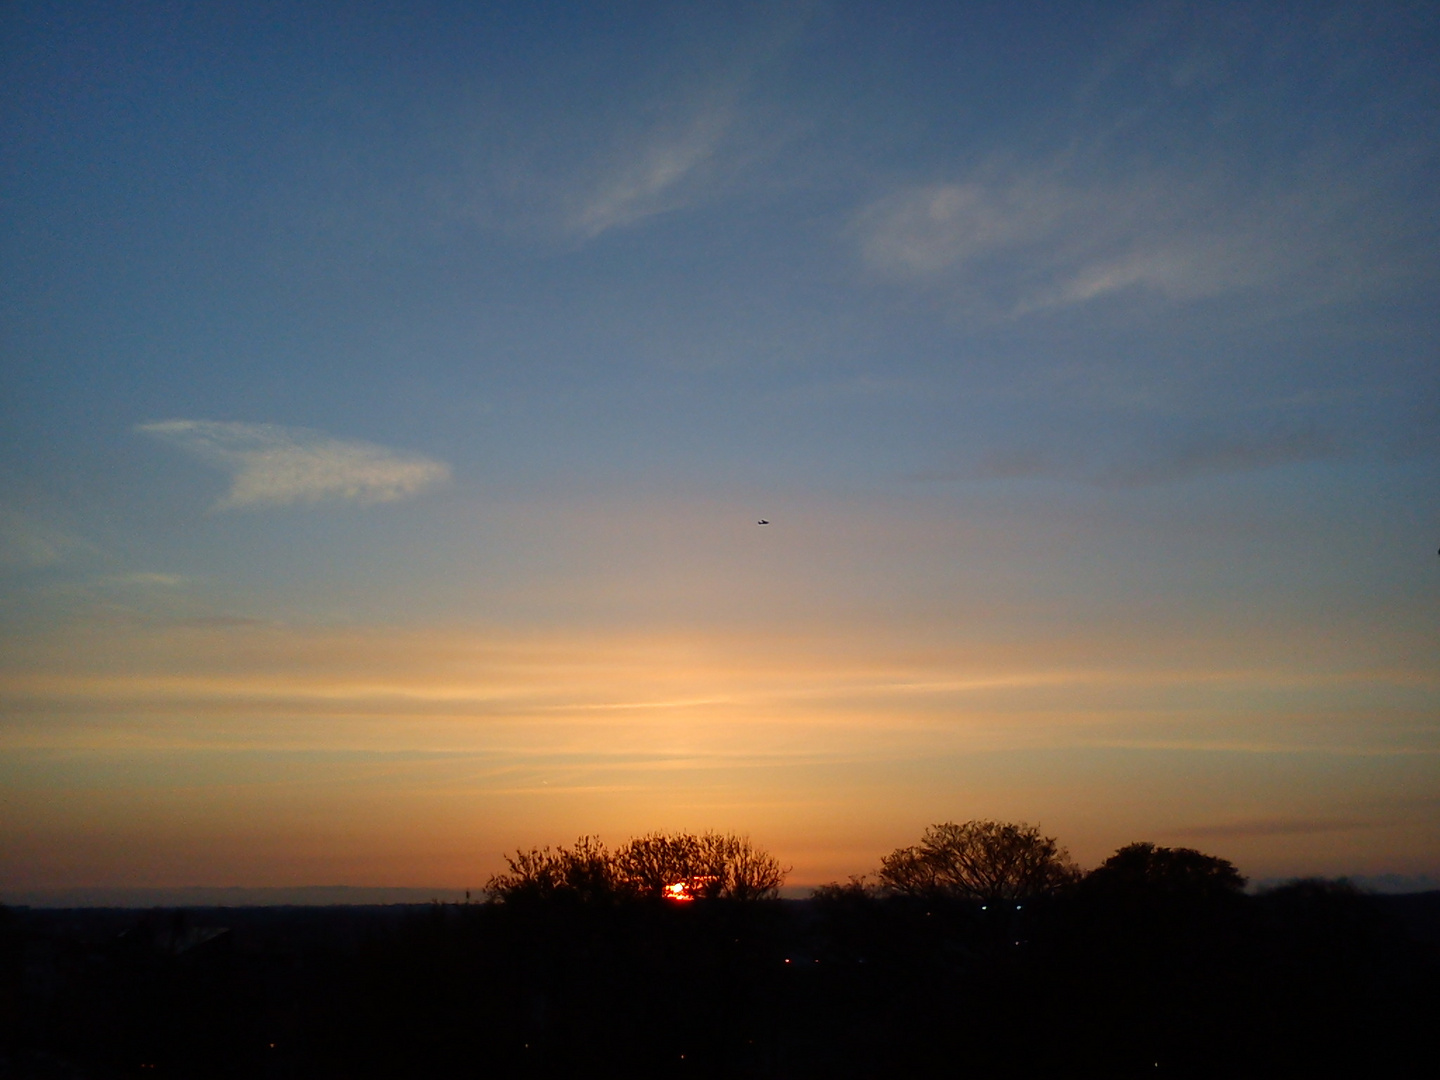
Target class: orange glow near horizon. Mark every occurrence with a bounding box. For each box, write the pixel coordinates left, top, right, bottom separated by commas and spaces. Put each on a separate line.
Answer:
1, 612, 1437, 895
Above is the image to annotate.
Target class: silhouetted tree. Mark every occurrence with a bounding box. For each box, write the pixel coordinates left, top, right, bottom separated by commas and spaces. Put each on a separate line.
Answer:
485, 831, 787, 903
1083, 841, 1246, 899
878, 820, 1078, 904
1054, 841, 1255, 1075
614, 832, 708, 898
621, 831, 786, 900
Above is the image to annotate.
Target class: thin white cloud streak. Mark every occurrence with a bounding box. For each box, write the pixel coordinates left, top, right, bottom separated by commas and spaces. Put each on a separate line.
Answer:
1171, 818, 1378, 841
962, 426, 1339, 487
0, 508, 100, 568
864, 0, 1438, 318
100, 572, 186, 588
854, 69, 1430, 320
566, 104, 737, 239
451, 7, 809, 244
137, 420, 450, 510
854, 171, 1306, 315
545, 3, 816, 242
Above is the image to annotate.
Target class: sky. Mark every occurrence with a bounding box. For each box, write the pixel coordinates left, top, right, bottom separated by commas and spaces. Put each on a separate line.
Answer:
2, 0, 1438, 899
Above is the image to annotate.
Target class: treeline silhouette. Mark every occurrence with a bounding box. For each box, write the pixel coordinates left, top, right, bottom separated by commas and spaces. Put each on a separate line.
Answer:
3, 822, 1437, 1078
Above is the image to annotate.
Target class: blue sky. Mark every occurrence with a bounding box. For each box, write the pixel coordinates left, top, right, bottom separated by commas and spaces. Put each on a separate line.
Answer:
2, 1, 1438, 893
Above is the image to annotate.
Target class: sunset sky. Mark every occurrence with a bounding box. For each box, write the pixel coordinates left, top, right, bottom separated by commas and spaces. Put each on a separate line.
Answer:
3, 1, 1438, 899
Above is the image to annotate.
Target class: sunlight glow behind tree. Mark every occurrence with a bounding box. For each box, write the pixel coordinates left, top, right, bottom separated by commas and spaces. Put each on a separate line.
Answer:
485, 832, 787, 903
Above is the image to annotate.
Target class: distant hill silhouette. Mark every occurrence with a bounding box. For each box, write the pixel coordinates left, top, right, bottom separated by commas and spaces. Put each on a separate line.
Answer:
0, 885, 471, 908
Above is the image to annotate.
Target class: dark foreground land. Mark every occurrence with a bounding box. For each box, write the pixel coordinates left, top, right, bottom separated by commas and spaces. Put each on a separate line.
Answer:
3, 886, 1437, 1079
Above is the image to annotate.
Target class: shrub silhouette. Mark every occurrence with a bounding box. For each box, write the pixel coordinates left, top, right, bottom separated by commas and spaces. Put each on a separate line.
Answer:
485, 830, 787, 903
877, 819, 1079, 903
481, 834, 619, 904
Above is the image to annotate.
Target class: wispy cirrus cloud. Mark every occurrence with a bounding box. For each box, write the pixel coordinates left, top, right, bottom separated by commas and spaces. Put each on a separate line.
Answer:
137, 421, 450, 510
909, 422, 1340, 488
1172, 819, 1377, 841
854, 169, 1323, 317
965, 426, 1339, 487
0, 508, 98, 568
565, 104, 738, 240
100, 572, 187, 588
853, 4, 1435, 320
444, 91, 751, 246
446, 5, 810, 245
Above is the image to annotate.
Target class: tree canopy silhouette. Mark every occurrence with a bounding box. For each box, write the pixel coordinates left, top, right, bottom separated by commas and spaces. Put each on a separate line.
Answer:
878, 820, 1079, 904
1083, 842, 1246, 899
485, 831, 787, 903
